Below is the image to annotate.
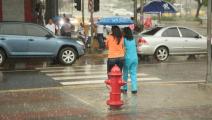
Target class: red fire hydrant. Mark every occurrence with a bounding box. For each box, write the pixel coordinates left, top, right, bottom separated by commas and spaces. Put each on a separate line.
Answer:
105, 65, 126, 108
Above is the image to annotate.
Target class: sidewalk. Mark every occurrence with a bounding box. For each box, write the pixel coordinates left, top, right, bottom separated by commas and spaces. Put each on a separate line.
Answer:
84, 48, 108, 58
0, 82, 212, 120
83, 37, 108, 58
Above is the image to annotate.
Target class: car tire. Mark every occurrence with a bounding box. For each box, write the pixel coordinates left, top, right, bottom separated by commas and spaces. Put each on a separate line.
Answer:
0, 49, 6, 66
138, 54, 149, 61
154, 46, 169, 62
58, 47, 77, 65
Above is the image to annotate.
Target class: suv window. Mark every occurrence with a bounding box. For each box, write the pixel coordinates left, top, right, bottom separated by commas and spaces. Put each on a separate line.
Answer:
0, 24, 25, 35
162, 27, 180, 37
179, 28, 199, 38
26, 24, 49, 37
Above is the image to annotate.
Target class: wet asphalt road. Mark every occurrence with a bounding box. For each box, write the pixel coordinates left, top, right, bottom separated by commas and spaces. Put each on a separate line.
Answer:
0, 55, 209, 90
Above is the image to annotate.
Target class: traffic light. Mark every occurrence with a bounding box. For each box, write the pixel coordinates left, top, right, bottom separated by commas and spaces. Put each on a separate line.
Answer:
74, 0, 81, 11
94, 0, 99, 12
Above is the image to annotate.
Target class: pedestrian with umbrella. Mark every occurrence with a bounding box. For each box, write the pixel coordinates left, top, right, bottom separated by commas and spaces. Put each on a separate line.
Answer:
105, 26, 125, 73
98, 17, 138, 94
98, 17, 133, 74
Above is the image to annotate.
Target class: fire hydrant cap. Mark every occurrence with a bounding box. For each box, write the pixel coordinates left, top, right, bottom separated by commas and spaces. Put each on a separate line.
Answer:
108, 65, 122, 76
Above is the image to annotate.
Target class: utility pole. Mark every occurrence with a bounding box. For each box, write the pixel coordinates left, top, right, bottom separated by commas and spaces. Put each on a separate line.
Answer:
140, 0, 144, 31
134, 0, 138, 24
186, 0, 188, 16
206, 0, 212, 83
89, 0, 94, 46
180, 0, 182, 17
71, 0, 74, 16
82, 0, 85, 25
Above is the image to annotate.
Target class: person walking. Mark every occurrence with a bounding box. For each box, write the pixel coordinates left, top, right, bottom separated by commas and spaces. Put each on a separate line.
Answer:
61, 18, 72, 37
45, 18, 57, 35
105, 26, 125, 73
78, 23, 87, 45
86, 24, 92, 48
122, 27, 138, 94
103, 26, 108, 40
97, 21, 105, 50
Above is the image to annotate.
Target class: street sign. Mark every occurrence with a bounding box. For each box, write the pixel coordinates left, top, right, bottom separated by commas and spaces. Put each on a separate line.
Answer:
88, 0, 99, 12
88, 0, 93, 12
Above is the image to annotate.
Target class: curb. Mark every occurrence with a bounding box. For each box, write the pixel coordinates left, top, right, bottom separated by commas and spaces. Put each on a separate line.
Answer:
84, 53, 107, 58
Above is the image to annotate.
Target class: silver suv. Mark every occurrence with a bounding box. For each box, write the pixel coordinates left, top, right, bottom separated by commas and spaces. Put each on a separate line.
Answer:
0, 22, 85, 65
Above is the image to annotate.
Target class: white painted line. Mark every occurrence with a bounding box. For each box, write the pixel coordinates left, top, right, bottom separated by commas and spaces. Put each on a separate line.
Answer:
138, 77, 161, 81
36, 66, 68, 70
143, 80, 206, 84
36, 61, 205, 70
36, 64, 107, 70
68, 94, 95, 108
2, 69, 38, 72
47, 72, 148, 77
53, 75, 107, 80
40, 67, 144, 73
52, 74, 151, 80
72, 64, 107, 68
61, 80, 104, 85
46, 71, 108, 76
40, 68, 107, 73
140, 61, 204, 66
60, 77, 162, 85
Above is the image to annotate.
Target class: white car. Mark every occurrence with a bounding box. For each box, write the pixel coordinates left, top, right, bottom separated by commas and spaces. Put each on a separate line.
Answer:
113, 9, 133, 17
135, 26, 208, 61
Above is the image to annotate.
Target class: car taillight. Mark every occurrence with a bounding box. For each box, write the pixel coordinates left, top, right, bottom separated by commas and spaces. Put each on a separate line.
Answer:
138, 38, 148, 45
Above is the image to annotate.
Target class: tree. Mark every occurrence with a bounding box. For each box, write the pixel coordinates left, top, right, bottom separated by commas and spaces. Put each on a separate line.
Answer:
164, 0, 176, 4
195, 0, 207, 18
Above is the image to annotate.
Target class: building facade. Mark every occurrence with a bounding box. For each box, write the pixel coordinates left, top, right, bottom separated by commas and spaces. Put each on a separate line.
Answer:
0, 0, 58, 25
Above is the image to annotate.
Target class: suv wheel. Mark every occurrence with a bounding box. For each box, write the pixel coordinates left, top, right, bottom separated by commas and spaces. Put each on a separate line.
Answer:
0, 50, 6, 66
154, 47, 169, 62
58, 47, 77, 65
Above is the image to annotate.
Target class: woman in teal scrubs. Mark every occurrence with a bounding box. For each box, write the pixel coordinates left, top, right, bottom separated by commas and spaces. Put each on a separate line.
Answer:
122, 27, 138, 94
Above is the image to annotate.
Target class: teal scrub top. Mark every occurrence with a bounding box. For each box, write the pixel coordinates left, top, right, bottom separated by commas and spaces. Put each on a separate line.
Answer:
124, 38, 138, 60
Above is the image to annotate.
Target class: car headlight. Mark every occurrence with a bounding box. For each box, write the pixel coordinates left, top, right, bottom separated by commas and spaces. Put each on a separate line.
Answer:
76, 41, 84, 46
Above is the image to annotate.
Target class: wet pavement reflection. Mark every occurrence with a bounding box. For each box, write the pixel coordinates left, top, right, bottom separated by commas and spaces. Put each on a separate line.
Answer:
0, 58, 52, 71
1, 84, 210, 120
0, 54, 211, 119
0, 54, 208, 90
0, 54, 207, 71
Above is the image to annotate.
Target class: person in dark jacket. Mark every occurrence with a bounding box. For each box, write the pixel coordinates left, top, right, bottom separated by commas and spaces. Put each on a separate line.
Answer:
61, 18, 72, 37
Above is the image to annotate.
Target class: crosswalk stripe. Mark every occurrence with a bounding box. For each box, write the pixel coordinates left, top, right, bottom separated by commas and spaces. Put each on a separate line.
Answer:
52, 74, 148, 80
36, 65, 107, 70
60, 78, 162, 85
46, 71, 108, 76
40, 68, 107, 73
46, 72, 148, 77
40, 68, 143, 73
36, 65, 162, 86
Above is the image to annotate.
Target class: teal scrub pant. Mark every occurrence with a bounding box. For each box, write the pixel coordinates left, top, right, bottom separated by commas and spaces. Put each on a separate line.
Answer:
123, 59, 138, 91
